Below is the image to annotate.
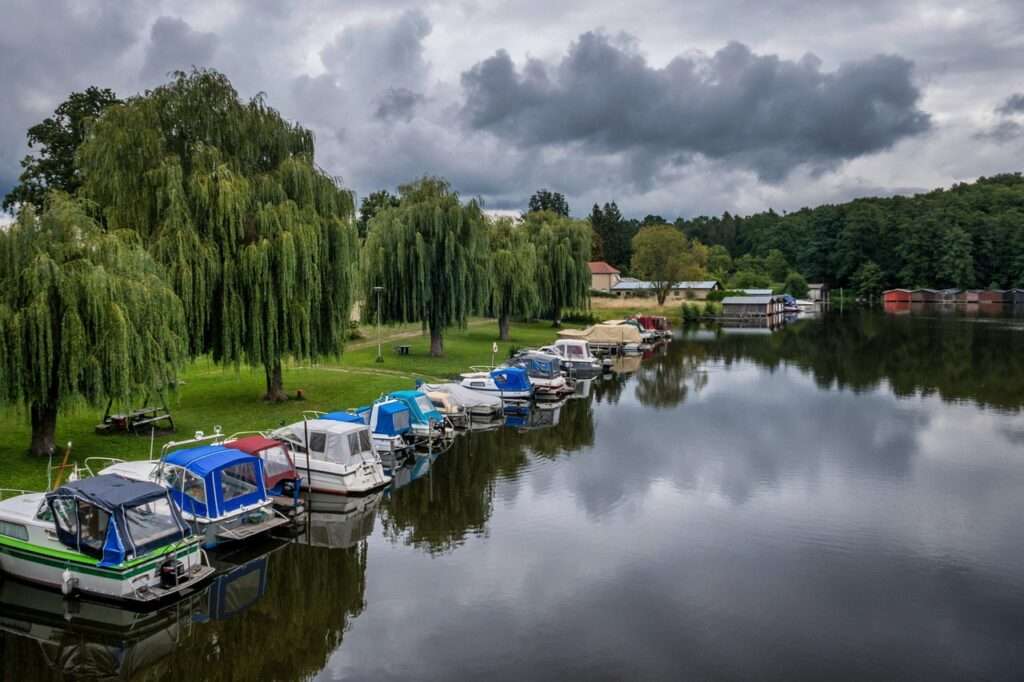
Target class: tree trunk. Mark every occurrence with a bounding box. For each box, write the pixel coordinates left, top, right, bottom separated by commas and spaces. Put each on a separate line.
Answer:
263, 360, 288, 402
657, 289, 668, 306
29, 402, 58, 458
498, 314, 511, 341
429, 325, 444, 357
551, 307, 562, 328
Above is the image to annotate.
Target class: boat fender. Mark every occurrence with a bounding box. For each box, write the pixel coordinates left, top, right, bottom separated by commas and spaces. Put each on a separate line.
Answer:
61, 569, 78, 597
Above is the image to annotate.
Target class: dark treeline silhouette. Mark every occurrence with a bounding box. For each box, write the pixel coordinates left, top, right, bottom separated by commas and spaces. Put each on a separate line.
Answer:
675, 174, 1024, 291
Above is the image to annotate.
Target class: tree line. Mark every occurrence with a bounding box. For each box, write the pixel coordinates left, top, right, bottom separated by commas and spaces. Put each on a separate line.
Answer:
584, 176, 1024, 299
0, 70, 590, 456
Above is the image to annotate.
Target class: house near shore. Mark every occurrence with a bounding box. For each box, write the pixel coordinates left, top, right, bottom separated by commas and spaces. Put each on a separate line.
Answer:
589, 261, 621, 292
807, 283, 829, 302
883, 289, 912, 303
611, 278, 721, 299
721, 294, 785, 317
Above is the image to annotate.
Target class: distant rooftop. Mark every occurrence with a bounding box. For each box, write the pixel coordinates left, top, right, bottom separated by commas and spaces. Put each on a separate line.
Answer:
588, 261, 620, 275
611, 279, 719, 291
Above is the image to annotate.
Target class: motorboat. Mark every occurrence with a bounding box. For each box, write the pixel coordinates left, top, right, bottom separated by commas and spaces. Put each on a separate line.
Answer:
459, 366, 534, 404
272, 418, 390, 496
609, 318, 658, 344
98, 442, 290, 549
387, 390, 455, 443
539, 339, 603, 378
0, 475, 213, 603
323, 402, 414, 470
417, 382, 504, 420
557, 323, 642, 355
508, 350, 573, 399
634, 315, 672, 339
222, 435, 306, 523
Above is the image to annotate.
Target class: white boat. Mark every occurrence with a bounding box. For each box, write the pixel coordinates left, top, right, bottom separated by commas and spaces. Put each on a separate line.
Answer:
459, 366, 534, 401
272, 419, 391, 496
0, 476, 213, 603
539, 340, 603, 378
313, 405, 413, 471
98, 442, 290, 549
419, 382, 504, 420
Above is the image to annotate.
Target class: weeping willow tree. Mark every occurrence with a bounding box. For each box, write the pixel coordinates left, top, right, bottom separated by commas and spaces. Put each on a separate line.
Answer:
0, 194, 186, 456
523, 210, 591, 326
77, 69, 357, 401
361, 177, 488, 356
488, 218, 539, 340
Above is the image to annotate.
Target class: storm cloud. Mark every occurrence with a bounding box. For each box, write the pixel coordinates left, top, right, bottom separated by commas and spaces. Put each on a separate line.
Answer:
461, 33, 932, 180
140, 17, 218, 84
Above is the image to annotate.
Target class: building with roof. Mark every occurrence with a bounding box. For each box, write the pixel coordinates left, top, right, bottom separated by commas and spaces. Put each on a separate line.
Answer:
721, 295, 785, 317
611, 278, 721, 299
807, 283, 829, 302
588, 261, 621, 291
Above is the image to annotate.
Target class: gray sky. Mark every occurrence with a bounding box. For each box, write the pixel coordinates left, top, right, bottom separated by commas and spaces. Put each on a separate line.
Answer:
2, 0, 1023, 219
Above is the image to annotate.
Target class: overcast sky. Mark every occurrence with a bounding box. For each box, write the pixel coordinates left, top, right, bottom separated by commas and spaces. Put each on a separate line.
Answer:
2, 0, 1023, 219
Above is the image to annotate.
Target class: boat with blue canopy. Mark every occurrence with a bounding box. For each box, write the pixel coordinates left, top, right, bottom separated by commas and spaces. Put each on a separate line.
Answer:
98, 440, 290, 549
0, 475, 214, 604
508, 350, 573, 398
459, 366, 534, 404
387, 390, 454, 441
222, 436, 306, 523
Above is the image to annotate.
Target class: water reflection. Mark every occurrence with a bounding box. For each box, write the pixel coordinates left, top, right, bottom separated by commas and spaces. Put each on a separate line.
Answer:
7, 309, 1024, 681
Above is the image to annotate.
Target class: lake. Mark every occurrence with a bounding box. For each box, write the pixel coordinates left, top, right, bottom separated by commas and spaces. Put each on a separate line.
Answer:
4, 309, 1024, 681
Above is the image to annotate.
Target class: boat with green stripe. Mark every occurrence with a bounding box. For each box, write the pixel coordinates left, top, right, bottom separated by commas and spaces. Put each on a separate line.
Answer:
0, 475, 214, 604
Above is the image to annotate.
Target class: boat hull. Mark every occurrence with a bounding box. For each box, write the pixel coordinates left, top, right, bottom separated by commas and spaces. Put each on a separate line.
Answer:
0, 537, 212, 606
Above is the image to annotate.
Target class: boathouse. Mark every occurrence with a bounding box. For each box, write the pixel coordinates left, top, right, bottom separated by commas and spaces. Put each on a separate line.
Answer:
911, 289, 940, 302
883, 289, 912, 303
1009, 289, 1024, 304
721, 295, 784, 317
957, 290, 981, 303
978, 289, 1007, 303
807, 283, 828, 302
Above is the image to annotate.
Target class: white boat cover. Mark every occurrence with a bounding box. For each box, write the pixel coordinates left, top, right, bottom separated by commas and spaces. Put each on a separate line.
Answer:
557, 323, 642, 345
419, 383, 503, 411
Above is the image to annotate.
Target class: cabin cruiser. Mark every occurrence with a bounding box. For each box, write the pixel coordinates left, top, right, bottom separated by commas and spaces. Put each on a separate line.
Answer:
459, 366, 534, 404
508, 350, 573, 399
222, 436, 306, 523
387, 390, 455, 442
272, 418, 390, 496
539, 339, 604, 378
320, 402, 414, 470
0, 476, 213, 603
99, 443, 290, 549
418, 382, 504, 421
557, 324, 643, 355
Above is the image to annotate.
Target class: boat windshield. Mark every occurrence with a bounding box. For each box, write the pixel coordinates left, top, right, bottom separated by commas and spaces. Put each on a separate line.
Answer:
346, 430, 373, 457
565, 345, 584, 358
125, 496, 181, 548
221, 462, 259, 501
260, 444, 294, 480
414, 395, 435, 416
77, 503, 110, 555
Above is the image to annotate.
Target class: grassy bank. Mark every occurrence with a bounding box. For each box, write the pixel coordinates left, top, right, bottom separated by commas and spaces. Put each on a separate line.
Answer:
589, 296, 699, 323
0, 320, 567, 491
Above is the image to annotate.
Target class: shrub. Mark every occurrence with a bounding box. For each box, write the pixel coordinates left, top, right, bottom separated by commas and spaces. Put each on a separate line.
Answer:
562, 309, 602, 325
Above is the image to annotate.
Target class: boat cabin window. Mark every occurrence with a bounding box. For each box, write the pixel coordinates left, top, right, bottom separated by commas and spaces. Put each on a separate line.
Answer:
77, 503, 110, 556
308, 431, 327, 454
347, 433, 363, 456
124, 497, 181, 548
415, 395, 435, 415
34, 501, 53, 522
358, 429, 372, 452
51, 497, 78, 537
221, 462, 259, 501
470, 381, 485, 388
392, 410, 410, 431
566, 345, 584, 358
162, 465, 207, 504
0, 520, 28, 542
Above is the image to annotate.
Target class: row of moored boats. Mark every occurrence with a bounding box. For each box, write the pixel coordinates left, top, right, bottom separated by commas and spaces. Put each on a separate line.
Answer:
0, 316, 671, 606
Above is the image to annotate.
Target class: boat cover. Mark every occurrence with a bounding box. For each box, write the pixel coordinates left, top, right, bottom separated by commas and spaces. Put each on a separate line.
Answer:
369, 399, 412, 437
224, 437, 299, 489
389, 390, 444, 425
46, 475, 190, 566
510, 352, 561, 379
321, 411, 366, 425
490, 367, 532, 393
557, 324, 642, 345
163, 445, 269, 520
418, 383, 503, 411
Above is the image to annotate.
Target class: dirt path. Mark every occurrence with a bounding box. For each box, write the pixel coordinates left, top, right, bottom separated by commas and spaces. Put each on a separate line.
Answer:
346, 318, 494, 351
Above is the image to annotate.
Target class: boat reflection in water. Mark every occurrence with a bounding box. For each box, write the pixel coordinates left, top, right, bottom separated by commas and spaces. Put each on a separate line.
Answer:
504, 399, 565, 432
201, 537, 289, 622
0, 575, 206, 680
301, 491, 384, 550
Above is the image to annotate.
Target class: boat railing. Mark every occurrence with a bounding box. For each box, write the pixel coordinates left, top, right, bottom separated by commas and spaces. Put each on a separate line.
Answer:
159, 427, 225, 460
0, 488, 36, 501
82, 457, 126, 477
301, 410, 326, 421
223, 430, 266, 442
468, 365, 497, 373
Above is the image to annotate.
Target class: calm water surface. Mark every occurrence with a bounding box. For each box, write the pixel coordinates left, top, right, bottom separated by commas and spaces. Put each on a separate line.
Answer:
4, 310, 1024, 681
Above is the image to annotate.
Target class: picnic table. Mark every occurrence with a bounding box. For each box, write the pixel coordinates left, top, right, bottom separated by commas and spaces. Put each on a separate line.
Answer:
395, 344, 411, 356
95, 399, 175, 435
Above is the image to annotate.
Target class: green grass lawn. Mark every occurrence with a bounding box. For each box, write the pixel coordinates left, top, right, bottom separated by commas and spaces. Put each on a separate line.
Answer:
0, 319, 568, 491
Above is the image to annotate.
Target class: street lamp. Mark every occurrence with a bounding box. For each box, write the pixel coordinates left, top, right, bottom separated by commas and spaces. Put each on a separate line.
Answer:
373, 286, 384, 363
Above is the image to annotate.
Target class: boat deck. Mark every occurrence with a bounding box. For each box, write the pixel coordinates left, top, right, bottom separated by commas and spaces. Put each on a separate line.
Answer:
0, 493, 46, 522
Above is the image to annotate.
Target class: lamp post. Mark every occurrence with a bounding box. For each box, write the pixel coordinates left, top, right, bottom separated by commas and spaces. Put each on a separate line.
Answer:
374, 286, 384, 363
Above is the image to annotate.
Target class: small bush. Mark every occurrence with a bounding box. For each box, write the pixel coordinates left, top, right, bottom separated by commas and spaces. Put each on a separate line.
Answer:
590, 289, 616, 298
347, 320, 364, 340
704, 301, 722, 316
562, 309, 602, 325
681, 302, 701, 323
